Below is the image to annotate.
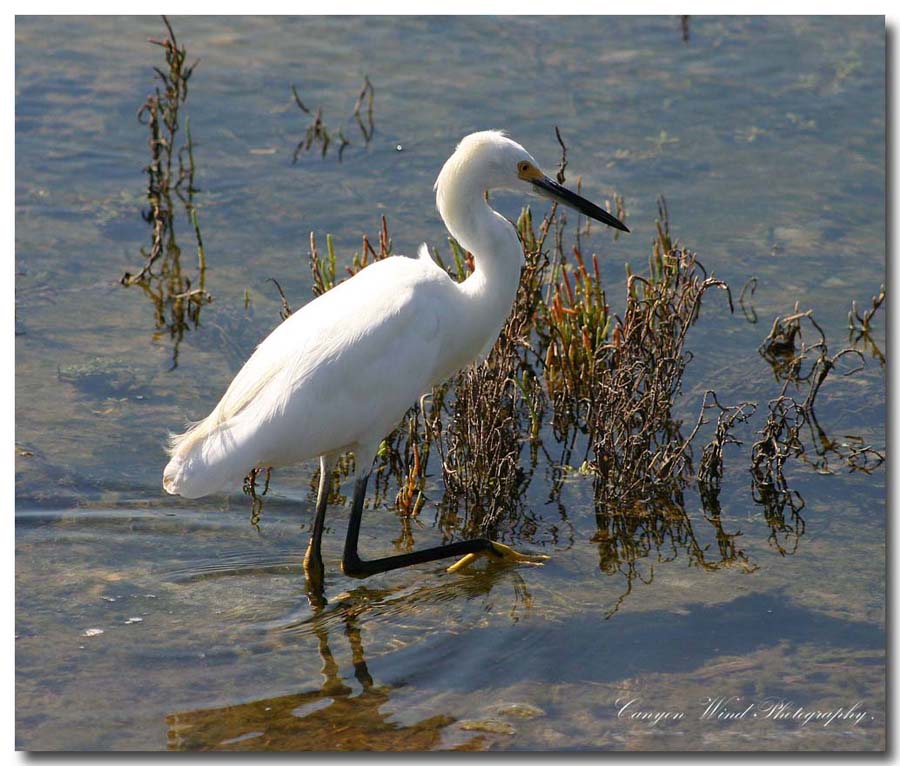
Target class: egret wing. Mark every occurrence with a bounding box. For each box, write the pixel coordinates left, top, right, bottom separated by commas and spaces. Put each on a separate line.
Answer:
164, 256, 451, 497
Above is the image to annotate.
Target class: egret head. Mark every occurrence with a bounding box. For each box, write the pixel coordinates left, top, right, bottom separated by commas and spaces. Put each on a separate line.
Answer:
435, 130, 629, 233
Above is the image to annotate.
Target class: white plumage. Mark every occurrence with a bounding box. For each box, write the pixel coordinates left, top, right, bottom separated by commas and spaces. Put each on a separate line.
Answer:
163, 130, 627, 512
164, 246, 477, 497
164, 131, 531, 499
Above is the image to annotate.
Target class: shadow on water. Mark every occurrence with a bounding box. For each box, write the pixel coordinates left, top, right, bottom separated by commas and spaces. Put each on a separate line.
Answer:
387, 591, 883, 692
165, 588, 882, 750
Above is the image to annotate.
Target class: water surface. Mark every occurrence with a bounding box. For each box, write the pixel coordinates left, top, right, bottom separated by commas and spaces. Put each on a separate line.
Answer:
16, 15, 885, 751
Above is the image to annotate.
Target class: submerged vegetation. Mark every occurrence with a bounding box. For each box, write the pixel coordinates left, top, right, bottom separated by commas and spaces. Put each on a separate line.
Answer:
121, 16, 209, 369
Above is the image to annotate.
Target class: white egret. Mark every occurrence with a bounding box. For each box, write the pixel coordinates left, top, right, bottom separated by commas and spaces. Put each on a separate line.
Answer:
163, 130, 628, 586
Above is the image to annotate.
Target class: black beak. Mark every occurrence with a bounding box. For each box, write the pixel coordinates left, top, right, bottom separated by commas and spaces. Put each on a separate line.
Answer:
531, 175, 629, 233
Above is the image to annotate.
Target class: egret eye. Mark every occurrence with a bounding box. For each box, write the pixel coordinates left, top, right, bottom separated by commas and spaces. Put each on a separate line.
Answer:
517, 160, 542, 180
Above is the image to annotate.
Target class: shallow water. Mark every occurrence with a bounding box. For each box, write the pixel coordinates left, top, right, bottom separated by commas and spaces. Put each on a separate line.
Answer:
15, 16, 885, 751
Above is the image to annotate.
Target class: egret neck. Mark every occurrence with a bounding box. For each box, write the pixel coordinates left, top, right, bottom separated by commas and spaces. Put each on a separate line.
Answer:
436, 179, 524, 366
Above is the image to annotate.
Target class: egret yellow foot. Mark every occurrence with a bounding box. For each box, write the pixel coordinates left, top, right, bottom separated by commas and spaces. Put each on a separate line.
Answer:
446, 542, 550, 573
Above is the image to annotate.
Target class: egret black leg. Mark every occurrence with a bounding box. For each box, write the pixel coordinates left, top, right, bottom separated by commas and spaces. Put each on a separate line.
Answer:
341, 473, 503, 578
303, 457, 333, 601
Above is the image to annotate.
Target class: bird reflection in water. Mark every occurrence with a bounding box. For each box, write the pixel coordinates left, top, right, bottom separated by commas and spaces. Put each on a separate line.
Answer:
166, 569, 529, 751
165, 612, 451, 750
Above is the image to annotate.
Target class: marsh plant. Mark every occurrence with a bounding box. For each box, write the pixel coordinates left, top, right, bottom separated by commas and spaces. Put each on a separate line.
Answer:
848, 284, 885, 366
290, 199, 749, 556
228, 117, 884, 610
536, 200, 763, 598
291, 76, 375, 163
752, 302, 884, 554
121, 17, 209, 369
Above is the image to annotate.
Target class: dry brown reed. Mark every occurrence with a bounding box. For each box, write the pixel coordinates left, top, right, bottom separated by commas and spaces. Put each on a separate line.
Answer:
849, 284, 885, 365
751, 300, 884, 552
121, 16, 209, 369
292, 76, 374, 163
